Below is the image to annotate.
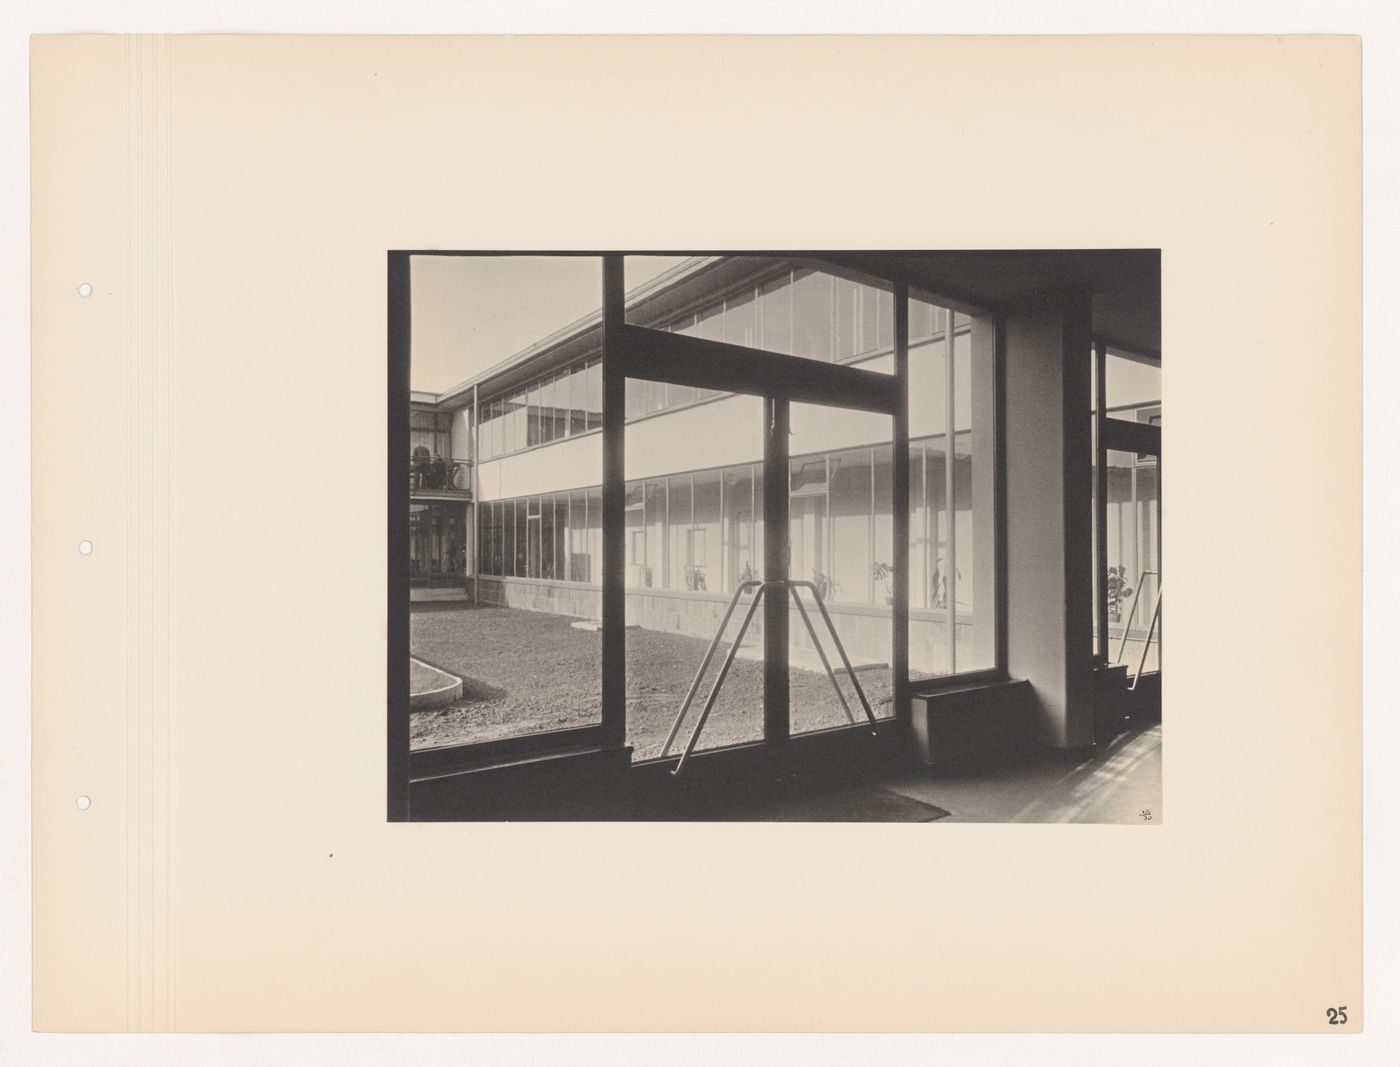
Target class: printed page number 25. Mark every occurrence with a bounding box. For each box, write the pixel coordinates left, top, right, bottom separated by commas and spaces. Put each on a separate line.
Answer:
1326, 1006, 1349, 1026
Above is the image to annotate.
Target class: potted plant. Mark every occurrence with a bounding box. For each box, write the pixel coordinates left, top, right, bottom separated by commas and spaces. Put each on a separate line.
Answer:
1106, 565, 1133, 621
871, 561, 895, 605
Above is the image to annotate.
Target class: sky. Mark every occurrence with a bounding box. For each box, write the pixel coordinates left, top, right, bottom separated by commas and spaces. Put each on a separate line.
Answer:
410, 255, 688, 393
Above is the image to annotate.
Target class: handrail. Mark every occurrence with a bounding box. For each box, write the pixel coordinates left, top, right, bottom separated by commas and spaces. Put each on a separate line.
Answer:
1113, 568, 1159, 666
659, 580, 764, 759
788, 588, 858, 727
788, 580, 880, 734
1128, 585, 1162, 690
664, 578, 880, 777
668, 582, 769, 776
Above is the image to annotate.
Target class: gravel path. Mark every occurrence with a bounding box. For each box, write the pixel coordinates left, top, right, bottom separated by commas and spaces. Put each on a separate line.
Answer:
409, 603, 897, 758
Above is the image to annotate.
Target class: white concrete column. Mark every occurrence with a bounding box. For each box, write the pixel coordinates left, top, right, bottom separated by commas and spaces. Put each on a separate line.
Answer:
1003, 291, 1095, 749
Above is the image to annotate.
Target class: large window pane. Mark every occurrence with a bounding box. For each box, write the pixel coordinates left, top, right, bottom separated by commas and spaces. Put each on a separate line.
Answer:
722, 464, 757, 592
908, 294, 993, 675
514, 499, 528, 576
568, 364, 587, 435
789, 453, 829, 593
525, 496, 541, 578
790, 405, 896, 733
643, 479, 665, 590
624, 380, 763, 762
551, 372, 566, 439
565, 490, 584, 581
540, 494, 556, 580
585, 486, 602, 583
625, 480, 647, 589
690, 470, 721, 593
623, 257, 892, 372
790, 268, 833, 361
908, 443, 928, 612
477, 500, 491, 576
724, 289, 757, 348
527, 382, 543, 446
584, 359, 602, 431
406, 254, 603, 753
695, 304, 724, 342
1106, 449, 1161, 673
538, 377, 554, 445
834, 278, 870, 360
1105, 350, 1161, 418
759, 273, 792, 354
827, 448, 870, 605
667, 474, 692, 591
625, 377, 644, 421
500, 497, 516, 577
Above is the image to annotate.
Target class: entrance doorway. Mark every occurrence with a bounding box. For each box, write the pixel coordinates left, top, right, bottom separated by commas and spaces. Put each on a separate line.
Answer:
408, 501, 467, 588
619, 368, 904, 774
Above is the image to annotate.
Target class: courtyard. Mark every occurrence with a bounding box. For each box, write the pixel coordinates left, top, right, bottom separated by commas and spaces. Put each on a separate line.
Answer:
409, 602, 897, 759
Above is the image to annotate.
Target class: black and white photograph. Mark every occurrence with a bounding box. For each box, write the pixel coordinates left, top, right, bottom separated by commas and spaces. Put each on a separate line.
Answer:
389, 251, 1163, 822
19, 23, 1377, 1048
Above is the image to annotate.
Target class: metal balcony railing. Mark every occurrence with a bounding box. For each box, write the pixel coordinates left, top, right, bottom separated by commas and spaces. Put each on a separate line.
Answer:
409, 456, 473, 494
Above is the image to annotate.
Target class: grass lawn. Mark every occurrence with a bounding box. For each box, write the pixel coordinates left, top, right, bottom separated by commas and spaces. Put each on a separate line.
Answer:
409, 603, 897, 759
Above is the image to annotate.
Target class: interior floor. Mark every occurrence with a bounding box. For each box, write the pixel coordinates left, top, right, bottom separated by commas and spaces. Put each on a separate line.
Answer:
879, 722, 1162, 823
677, 721, 1164, 824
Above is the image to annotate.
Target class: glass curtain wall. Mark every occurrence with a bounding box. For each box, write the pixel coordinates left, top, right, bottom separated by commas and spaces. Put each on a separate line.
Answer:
907, 295, 992, 674
476, 293, 991, 683
478, 357, 604, 461
406, 254, 603, 753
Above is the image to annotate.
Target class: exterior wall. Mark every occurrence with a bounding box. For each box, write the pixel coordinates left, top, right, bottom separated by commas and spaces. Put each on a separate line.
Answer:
475, 576, 972, 674
468, 334, 969, 504
626, 394, 766, 481
478, 431, 601, 502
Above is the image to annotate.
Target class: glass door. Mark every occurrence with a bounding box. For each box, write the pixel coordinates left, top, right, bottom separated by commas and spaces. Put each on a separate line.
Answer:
622, 384, 769, 760
1100, 420, 1162, 679
623, 382, 898, 766
787, 402, 898, 735
615, 256, 906, 772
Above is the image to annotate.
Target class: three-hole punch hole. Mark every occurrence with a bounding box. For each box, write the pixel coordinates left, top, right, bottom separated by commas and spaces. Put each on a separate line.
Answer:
79, 540, 93, 555
75, 795, 91, 811
77, 283, 93, 298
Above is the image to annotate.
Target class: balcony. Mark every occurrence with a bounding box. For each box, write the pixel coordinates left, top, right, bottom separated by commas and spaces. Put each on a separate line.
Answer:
410, 455, 473, 500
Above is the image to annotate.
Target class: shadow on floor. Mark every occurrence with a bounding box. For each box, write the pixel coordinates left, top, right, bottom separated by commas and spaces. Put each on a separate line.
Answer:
878, 722, 1163, 824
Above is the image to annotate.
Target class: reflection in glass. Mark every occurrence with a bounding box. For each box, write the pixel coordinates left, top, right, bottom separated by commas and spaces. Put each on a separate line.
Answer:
722, 465, 756, 592
625, 390, 763, 761
790, 405, 896, 732
759, 274, 792, 354
1105, 351, 1161, 416
790, 268, 833, 361
691, 470, 721, 594
1106, 449, 1161, 674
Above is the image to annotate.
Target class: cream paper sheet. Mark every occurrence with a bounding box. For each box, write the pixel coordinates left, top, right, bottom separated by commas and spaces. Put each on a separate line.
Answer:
30, 34, 1361, 1032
